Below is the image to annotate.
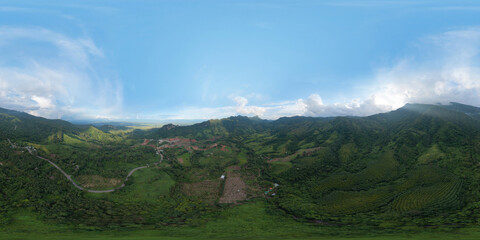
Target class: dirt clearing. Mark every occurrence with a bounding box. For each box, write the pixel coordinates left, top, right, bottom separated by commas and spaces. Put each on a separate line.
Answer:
219, 172, 246, 204
141, 139, 151, 146
182, 180, 221, 204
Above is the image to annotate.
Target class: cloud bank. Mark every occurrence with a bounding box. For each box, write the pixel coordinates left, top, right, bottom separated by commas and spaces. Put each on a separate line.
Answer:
165, 27, 480, 120
0, 27, 122, 120
2, 26, 480, 121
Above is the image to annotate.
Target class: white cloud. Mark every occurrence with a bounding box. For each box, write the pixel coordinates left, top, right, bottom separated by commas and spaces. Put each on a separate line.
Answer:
0, 27, 122, 120
233, 96, 266, 116
165, 27, 480, 120
4, 25, 479, 122
31, 95, 54, 109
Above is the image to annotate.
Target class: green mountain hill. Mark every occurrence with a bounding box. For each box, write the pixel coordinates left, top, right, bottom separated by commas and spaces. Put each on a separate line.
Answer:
2, 102, 480, 231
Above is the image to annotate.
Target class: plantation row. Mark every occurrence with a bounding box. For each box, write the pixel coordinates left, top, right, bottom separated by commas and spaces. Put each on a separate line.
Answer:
312, 179, 462, 215
316, 186, 395, 215
391, 180, 462, 212
312, 151, 400, 194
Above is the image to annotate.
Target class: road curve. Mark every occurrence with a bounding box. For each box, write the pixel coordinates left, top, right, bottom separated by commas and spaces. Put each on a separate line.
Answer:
8, 139, 163, 193
39, 155, 162, 193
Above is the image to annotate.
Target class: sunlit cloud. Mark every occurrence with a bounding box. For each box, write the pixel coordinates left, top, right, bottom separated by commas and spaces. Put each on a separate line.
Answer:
3, 25, 480, 122
0, 27, 122, 120
163, 27, 480, 120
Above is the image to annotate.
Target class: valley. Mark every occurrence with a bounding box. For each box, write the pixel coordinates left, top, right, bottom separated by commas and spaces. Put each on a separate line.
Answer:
2, 103, 480, 239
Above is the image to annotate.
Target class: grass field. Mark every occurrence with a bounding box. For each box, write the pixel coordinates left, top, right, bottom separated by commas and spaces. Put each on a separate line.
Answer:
3, 201, 480, 240
270, 161, 292, 175
75, 175, 122, 190
237, 151, 248, 166
178, 152, 192, 166
86, 168, 175, 202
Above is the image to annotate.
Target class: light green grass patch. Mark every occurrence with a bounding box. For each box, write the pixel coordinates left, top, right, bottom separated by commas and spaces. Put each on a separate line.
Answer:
63, 134, 90, 147
270, 161, 292, 175
88, 168, 175, 203
418, 144, 445, 164
178, 152, 192, 167
120, 168, 175, 201
237, 151, 248, 166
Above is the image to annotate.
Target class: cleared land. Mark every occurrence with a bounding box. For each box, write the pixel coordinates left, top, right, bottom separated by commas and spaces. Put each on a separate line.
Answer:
182, 180, 221, 204
219, 171, 246, 204
267, 147, 323, 162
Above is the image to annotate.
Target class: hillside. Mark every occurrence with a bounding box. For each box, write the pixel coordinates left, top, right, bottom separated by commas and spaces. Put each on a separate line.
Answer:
2, 102, 480, 233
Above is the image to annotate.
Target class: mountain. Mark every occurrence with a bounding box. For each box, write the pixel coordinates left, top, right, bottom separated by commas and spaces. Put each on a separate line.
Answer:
0, 107, 81, 142
1, 102, 480, 231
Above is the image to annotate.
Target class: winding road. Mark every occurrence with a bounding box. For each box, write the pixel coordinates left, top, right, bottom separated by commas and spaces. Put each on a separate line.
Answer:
8, 139, 164, 193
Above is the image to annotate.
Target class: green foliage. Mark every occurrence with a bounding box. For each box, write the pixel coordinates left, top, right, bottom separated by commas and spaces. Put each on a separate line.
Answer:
418, 144, 446, 164
2, 102, 480, 232
106, 168, 176, 203
312, 151, 401, 194
391, 181, 462, 213
270, 161, 292, 175
316, 186, 395, 215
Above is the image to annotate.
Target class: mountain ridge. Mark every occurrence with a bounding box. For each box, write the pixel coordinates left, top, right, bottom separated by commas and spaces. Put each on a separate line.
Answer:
1, 102, 480, 230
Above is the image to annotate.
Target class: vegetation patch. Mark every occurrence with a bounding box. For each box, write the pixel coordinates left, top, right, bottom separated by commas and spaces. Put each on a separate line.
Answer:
418, 144, 446, 164
270, 161, 292, 175
109, 168, 175, 202
75, 175, 122, 189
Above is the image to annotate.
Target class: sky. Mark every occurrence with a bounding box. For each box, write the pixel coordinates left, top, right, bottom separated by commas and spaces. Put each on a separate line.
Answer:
2, 0, 480, 122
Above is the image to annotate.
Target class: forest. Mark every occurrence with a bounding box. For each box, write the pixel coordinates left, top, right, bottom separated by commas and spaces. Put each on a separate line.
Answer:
2, 103, 480, 239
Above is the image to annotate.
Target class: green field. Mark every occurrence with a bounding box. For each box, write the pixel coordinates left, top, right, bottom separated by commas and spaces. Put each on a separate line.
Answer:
237, 151, 248, 166
270, 161, 292, 175
3, 201, 480, 240
87, 168, 175, 203
178, 152, 192, 166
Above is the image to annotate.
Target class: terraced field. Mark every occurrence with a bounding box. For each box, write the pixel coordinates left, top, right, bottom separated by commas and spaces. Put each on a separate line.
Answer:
391, 181, 462, 212
395, 166, 453, 192
317, 187, 395, 215
313, 151, 400, 193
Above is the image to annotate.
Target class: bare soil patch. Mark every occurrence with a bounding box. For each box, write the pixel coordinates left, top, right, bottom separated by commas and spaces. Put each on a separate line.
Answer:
219, 172, 247, 204
141, 139, 150, 146
227, 165, 241, 171
221, 145, 228, 152
177, 157, 184, 164
182, 180, 221, 204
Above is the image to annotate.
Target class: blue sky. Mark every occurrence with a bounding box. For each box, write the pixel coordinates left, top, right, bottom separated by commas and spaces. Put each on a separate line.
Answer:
2, 0, 480, 121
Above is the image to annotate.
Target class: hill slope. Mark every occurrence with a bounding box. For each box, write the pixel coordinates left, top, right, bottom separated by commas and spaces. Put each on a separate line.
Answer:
2, 102, 480, 229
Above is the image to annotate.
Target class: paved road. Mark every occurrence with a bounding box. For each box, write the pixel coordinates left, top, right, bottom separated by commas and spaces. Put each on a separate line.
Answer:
37, 155, 85, 191
8, 138, 164, 193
